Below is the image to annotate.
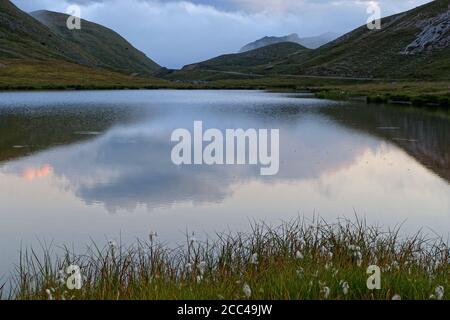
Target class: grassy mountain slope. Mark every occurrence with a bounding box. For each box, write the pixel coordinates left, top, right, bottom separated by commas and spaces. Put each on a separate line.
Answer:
171, 0, 449, 81
0, 0, 161, 79
31, 10, 161, 76
0, 0, 83, 62
282, 0, 450, 79
297, 32, 340, 50
179, 42, 309, 75
0, 59, 177, 90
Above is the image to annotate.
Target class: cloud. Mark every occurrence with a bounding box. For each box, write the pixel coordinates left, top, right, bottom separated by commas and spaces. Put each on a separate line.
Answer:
1, 90, 376, 213
11, 0, 432, 68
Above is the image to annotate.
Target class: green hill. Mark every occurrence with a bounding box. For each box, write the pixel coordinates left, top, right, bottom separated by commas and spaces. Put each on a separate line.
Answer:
31, 10, 161, 76
0, 0, 82, 62
281, 0, 450, 79
0, 1, 160, 78
174, 42, 309, 76
171, 0, 450, 81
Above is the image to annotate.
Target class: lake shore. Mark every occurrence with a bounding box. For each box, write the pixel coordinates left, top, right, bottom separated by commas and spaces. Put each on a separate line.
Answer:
6, 217, 449, 300
1, 61, 448, 108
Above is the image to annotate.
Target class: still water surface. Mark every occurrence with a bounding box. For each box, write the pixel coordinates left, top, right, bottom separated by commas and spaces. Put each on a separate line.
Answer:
1, 90, 450, 278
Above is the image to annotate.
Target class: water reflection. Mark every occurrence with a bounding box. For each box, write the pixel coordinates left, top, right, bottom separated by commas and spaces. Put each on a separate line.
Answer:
320, 103, 450, 183
1, 103, 378, 212
0, 104, 135, 162
0, 90, 449, 278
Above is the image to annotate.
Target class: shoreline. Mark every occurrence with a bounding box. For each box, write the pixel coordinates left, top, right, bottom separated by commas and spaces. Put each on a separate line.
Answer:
1, 84, 449, 109
5, 217, 449, 300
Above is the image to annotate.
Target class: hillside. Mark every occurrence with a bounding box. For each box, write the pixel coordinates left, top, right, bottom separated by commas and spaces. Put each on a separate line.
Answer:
31, 10, 161, 76
239, 32, 338, 52
180, 42, 309, 75
0, 0, 83, 62
172, 0, 450, 81
0, 1, 161, 78
268, 0, 450, 79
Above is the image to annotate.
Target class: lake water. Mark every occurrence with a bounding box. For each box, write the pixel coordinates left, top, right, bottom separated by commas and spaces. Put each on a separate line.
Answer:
1, 90, 450, 279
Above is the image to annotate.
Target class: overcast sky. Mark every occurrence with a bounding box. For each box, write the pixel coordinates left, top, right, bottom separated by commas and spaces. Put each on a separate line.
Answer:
12, 0, 433, 69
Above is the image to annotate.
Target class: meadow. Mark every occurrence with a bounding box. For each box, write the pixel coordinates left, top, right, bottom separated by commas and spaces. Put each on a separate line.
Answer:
2, 61, 448, 108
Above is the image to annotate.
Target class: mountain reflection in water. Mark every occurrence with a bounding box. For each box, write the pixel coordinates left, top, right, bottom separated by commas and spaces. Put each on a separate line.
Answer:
0, 90, 449, 278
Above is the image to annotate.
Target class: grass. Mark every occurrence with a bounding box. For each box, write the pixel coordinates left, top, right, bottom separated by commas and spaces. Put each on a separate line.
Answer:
6, 217, 449, 300
312, 81, 450, 107
1, 59, 449, 108
0, 59, 193, 90
201, 76, 450, 108
212, 78, 450, 108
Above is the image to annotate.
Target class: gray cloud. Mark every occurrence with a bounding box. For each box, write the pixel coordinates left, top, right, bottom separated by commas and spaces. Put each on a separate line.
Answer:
12, 0, 433, 68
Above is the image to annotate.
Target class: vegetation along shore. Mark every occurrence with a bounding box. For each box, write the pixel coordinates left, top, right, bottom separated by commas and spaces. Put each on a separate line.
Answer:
4, 218, 449, 300
1, 62, 448, 109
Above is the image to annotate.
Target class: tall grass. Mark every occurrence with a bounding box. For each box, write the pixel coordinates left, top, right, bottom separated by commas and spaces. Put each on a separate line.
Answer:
8, 217, 450, 300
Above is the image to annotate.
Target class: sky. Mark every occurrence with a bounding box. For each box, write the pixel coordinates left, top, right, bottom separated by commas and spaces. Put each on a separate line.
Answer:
12, 0, 433, 69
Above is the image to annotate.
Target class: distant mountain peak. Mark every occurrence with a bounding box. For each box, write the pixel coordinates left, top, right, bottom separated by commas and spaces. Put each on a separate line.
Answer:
239, 32, 339, 52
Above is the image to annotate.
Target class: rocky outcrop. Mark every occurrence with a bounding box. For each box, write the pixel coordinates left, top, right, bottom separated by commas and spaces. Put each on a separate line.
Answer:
403, 11, 450, 54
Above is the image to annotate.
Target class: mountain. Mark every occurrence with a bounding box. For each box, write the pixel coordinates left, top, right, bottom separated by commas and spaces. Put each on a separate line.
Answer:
176, 0, 449, 81
298, 32, 341, 50
0, 1, 160, 77
31, 10, 160, 76
281, 0, 450, 79
0, 0, 81, 62
182, 42, 309, 74
239, 32, 339, 52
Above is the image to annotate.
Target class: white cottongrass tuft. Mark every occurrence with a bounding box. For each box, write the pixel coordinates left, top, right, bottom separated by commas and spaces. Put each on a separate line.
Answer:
296, 251, 304, 260
198, 261, 207, 275
250, 253, 258, 265
243, 283, 252, 298
354, 251, 363, 267
108, 239, 117, 250
340, 281, 349, 295
348, 245, 361, 251
348, 245, 363, 266
45, 288, 54, 300
392, 294, 402, 300
332, 269, 340, 278
434, 286, 445, 300
321, 286, 330, 299
57, 269, 66, 285
391, 261, 400, 271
